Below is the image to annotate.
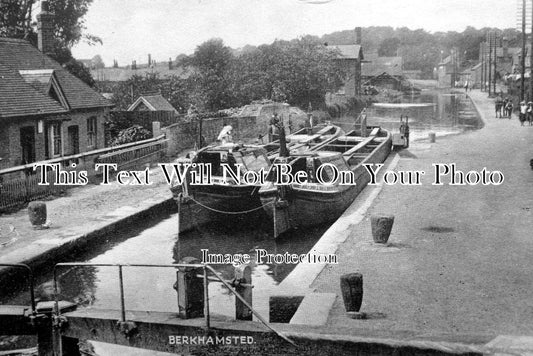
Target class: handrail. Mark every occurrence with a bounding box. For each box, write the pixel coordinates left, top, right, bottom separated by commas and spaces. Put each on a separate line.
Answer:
53, 262, 296, 346
96, 139, 168, 160
0, 135, 166, 175
0, 263, 36, 314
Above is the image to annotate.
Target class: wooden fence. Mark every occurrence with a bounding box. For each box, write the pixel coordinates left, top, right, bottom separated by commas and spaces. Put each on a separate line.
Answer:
0, 170, 67, 211
0, 136, 168, 212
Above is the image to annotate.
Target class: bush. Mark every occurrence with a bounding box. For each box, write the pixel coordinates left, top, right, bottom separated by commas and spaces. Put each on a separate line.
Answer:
111, 125, 152, 146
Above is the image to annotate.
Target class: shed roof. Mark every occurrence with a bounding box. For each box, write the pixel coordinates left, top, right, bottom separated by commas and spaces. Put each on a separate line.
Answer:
362, 56, 403, 77
127, 94, 178, 113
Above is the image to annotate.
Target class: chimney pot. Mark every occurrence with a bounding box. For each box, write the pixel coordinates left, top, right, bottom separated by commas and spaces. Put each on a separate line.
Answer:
37, 1, 55, 54
355, 27, 362, 45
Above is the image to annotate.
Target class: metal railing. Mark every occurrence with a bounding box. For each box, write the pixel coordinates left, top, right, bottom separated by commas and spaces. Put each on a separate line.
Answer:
53, 262, 295, 346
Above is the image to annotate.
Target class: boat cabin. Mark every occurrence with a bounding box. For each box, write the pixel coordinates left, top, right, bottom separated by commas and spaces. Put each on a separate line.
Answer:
194, 144, 270, 177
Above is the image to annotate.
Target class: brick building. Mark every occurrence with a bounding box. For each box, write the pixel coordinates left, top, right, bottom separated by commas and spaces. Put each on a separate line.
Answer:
326, 27, 364, 97
0, 2, 111, 171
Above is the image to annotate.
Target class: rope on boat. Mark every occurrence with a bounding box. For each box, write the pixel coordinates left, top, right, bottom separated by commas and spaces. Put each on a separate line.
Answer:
184, 196, 274, 215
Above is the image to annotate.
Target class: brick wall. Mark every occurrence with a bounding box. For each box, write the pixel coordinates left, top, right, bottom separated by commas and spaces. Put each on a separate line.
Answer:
0, 108, 108, 171
161, 116, 258, 156
64, 108, 108, 154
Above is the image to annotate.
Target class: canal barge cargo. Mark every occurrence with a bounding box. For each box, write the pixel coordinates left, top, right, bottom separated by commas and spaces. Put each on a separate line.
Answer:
259, 126, 392, 237
263, 123, 344, 159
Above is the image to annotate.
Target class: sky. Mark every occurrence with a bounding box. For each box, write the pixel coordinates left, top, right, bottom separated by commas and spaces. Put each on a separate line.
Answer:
70, 0, 517, 66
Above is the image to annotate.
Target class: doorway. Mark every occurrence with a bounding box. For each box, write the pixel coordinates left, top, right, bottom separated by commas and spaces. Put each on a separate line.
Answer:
67, 125, 80, 155
20, 126, 36, 164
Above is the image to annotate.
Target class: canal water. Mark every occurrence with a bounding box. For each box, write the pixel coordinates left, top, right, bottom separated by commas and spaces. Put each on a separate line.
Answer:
337, 89, 482, 141
3, 209, 327, 355
1, 88, 482, 355
4, 208, 327, 318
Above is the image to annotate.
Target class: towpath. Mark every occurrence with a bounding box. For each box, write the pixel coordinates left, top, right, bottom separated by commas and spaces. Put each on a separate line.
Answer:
312, 89, 533, 337
0, 164, 174, 267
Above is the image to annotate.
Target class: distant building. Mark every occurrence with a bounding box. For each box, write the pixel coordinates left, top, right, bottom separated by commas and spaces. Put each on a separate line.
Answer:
361, 53, 404, 90
91, 61, 192, 82
437, 54, 455, 88
0, 1, 112, 170
326, 27, 364, 97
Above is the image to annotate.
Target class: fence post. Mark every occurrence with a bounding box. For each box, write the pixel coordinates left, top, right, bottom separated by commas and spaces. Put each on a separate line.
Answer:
234, 264, 252, 321
152, 121, 161, 138
175, 257, 204, 319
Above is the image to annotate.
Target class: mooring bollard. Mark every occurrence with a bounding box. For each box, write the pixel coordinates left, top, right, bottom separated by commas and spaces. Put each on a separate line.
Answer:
28, 201, 47, 228
428, 132, 436, 143
175, 257, 204, 319
234, 264, 253, 321
371, 214, 394, 244
340, 273, 366, 319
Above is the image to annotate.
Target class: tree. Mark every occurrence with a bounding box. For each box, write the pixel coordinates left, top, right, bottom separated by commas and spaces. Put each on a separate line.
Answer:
0, 0, 100, 47
0, 0, 34, 38
91, 54, 105, 69
0, 0, 100, 84
230, 38, 346, 109
110, 73, 190, 112
378, 37, 400, 57
180, 39, 236, 112
64, 58, 95, 87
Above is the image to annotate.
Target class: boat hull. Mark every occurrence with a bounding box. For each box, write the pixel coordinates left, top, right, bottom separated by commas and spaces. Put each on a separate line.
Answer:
186, 184, 263, 214
260, 131, 392, 230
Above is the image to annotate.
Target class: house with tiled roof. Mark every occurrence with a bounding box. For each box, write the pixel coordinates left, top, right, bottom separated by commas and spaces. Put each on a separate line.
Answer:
0, 1, 112, 171
326, 27, 364, 97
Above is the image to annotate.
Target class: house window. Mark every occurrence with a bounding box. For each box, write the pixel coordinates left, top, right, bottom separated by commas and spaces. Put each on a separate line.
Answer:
87, 117, 97, 148
51, 122, 62, 157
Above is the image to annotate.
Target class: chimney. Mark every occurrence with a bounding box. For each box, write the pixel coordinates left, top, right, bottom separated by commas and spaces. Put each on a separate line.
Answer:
148, 54, 152, 66
37, 1, 55, 55
355, 27, 362, 45
169, 57, 173, 70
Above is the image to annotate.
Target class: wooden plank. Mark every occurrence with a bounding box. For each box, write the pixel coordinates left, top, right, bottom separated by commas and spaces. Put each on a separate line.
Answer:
342, 132, 379, 157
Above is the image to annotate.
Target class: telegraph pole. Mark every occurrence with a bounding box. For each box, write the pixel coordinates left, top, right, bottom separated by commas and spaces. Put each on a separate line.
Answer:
488, 33, 492, 97
530, 0, 533, 101
480, 42, 484, 92
521, 0, 526, 101
493, 32, 497, 95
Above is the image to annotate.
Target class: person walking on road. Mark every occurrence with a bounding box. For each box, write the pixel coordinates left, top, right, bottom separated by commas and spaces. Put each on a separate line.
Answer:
519, 101, 527, 126
529, 102, 533, 126
495, 97, 503, 118
505, 99, 513, 119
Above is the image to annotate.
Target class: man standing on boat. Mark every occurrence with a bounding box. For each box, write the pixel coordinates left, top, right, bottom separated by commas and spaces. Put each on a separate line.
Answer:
217, 125, 233, 144
399, 116, 410, 148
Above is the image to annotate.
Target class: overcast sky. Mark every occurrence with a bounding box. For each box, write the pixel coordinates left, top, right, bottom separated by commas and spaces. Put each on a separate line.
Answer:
71, 0, 517, 66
